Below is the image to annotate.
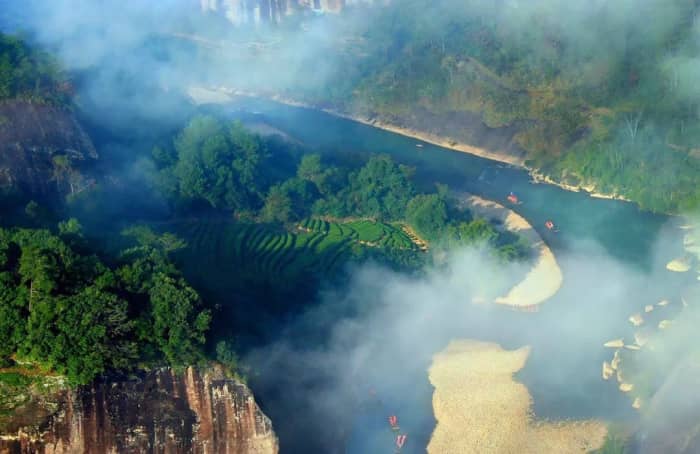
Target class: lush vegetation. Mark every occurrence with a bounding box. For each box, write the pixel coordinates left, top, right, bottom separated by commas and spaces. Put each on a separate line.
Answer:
344, 0, 700, 213
154, 116, 528, 260
0, 33, 69, 105
0, 222, 210, 385
164, 217, 421, 305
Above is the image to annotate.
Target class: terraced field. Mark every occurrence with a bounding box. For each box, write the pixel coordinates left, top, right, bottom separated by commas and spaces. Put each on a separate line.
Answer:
163, 218, 420, 294
299, 218, 417, 250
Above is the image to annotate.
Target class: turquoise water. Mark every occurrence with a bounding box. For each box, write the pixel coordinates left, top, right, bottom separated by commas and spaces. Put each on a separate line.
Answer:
227, 98, 690, 453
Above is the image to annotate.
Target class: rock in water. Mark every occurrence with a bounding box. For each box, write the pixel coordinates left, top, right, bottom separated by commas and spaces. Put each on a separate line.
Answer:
619, 383, 634, 392
602, 361, 614, 380
666, 257, 691, 272
659, 320, 672, 330
611, 350, 621, 370
0, 365, 278, 454
645, 304, 654, 313
604, 339, 624, 348
629, 313, 644, 327
632, 397, 642, 410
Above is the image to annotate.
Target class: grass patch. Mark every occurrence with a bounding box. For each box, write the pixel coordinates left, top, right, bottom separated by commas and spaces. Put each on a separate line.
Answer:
0, 372, 33, 387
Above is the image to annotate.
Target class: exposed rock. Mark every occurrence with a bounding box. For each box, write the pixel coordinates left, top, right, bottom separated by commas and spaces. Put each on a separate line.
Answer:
603, 339, 624, 348
657, 299, 670, 307
602, 361, 614, 380
625, 344, 641, 351
0, 100, 97, 198
658, 320, 672, 330
632, 397, 642, 410
611, 350, 621, 370
629, 313, 644, 327
0, 365, 278, 454
666, 257, 691, 272
644, 304, 654, 313
619, 383, 634, 393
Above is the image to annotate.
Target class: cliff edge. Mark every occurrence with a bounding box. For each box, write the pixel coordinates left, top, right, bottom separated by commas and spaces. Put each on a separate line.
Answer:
0, 365, 278, 454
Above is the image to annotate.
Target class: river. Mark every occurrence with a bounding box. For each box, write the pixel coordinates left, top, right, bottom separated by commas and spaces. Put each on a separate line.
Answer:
225, 97, 691, 453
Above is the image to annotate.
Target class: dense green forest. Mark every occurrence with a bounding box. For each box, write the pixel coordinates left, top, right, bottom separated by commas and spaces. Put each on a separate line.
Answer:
0, 222, 210, 385
0, 33, 69, 105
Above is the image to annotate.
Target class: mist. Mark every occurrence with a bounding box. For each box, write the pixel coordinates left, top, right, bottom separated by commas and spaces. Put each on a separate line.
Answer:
244, 221, 695, 452
4, 1, 700, 452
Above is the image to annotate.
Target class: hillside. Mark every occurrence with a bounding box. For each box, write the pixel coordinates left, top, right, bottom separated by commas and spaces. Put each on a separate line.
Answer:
0, 33, 95, 203
196, 0, 700, 213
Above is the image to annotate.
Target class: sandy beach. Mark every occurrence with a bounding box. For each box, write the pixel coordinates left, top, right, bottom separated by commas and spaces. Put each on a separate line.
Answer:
187, 86, 634, 202
459, 194, 563, 308
427, 340, 607, 454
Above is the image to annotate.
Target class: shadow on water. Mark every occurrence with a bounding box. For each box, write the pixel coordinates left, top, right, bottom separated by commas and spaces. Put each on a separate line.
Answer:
224, 98, 685, 453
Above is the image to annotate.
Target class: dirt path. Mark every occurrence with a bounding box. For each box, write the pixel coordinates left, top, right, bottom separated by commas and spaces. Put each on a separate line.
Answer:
427, 340, 607, 454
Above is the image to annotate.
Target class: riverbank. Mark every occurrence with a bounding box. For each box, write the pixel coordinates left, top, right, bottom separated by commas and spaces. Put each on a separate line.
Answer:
427, 340, 607, 454
187, 86, 633, 204
458, 193, 563, 309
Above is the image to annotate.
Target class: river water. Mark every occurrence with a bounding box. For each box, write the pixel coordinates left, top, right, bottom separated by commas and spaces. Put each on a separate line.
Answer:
227, 97, 691, 453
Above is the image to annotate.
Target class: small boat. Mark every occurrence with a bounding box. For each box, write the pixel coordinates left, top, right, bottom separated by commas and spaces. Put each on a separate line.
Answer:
545, 220, 556, 231
507, 192, 519, 204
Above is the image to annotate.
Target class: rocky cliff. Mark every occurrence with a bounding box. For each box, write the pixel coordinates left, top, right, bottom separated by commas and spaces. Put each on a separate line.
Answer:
0, 100, 97, 198
0, 366, 278, 454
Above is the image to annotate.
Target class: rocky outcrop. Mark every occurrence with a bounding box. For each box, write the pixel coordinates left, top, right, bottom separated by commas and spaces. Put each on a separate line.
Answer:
0, 101, 97, 198
0, 366, 278, 454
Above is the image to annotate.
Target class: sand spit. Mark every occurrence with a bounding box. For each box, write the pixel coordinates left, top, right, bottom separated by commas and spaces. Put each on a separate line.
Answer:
427, 340, 607, 454
459, 194, 563, 308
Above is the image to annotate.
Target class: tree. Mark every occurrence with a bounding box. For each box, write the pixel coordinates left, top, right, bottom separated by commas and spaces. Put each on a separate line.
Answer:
261, 185, 293, 223
406, 193, 448, 239
148, 274, 211, 367
346, 155, 416, 220
297, 154, 324, 185
165, 116, 267, 212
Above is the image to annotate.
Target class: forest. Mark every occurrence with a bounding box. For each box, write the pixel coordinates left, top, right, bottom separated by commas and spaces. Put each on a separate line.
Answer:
0, 33, 69, 105
152, 115, 528, 260
0, 221, 210, 385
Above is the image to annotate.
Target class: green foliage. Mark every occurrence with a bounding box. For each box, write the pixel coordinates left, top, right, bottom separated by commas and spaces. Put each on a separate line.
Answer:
157, 116, 269, 212
0, 226, 210, 385
149, 274, 210, 367
261, 184, 293, 223
406, 193, 448, 240
0, 372, 31, 387
0, 33, 69, 105
344, 155, 416, 220
215, 340, 240, 372
168, 218, 421, 305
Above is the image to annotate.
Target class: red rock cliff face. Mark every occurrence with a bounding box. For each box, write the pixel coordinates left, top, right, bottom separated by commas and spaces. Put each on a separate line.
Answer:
0, 366, 278, 454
